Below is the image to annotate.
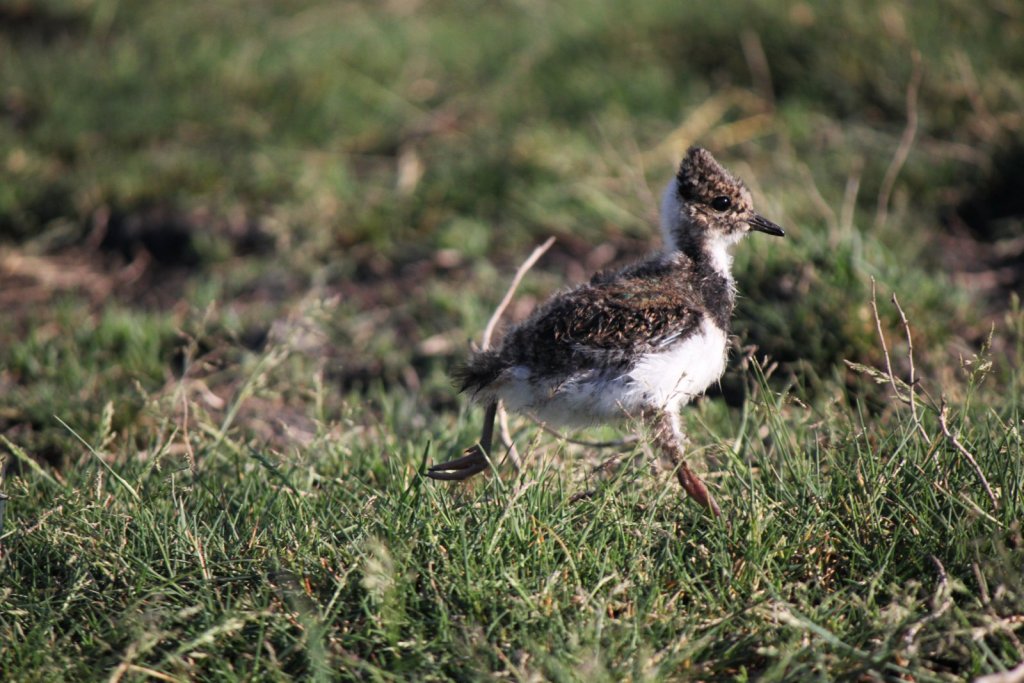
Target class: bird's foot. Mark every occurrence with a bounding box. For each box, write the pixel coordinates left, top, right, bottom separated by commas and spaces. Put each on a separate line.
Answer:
676, 464, 722, 518
425, 444, 491, 481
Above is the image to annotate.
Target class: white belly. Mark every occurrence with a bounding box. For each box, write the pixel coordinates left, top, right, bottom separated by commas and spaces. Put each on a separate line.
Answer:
496, 319, 729, 426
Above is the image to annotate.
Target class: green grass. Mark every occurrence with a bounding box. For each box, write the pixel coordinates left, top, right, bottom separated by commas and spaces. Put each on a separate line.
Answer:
2, 326, 1022, 680
2, 0, 1024, 680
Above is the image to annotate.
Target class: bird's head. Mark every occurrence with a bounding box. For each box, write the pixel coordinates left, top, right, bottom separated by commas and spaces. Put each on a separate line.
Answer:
660, 147, 784, 256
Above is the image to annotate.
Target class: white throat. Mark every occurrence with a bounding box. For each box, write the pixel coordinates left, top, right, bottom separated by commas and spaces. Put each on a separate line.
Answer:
707, 240, 734, 280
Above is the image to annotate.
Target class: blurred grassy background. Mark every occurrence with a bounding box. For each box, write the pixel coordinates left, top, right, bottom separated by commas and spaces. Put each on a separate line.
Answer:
2, 0, 1021, 454
1, 0, 1023, 680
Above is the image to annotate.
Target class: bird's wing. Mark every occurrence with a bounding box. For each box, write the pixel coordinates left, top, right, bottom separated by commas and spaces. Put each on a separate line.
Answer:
506, 273, 705, 372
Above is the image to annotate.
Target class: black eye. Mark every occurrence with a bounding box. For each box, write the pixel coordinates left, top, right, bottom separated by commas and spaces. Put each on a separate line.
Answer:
711, 196, 732, 211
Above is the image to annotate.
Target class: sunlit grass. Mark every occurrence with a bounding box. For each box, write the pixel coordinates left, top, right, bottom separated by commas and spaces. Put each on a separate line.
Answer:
2, 0, 1023, 679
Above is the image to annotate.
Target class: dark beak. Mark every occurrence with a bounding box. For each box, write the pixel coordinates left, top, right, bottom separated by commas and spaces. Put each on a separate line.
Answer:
748, 214, 785, 237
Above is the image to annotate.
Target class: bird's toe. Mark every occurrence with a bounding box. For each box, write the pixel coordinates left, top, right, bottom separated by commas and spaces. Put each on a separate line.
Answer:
425, 444, 491, 480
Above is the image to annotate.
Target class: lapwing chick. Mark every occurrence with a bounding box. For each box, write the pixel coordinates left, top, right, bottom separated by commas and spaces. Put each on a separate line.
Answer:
428, 147, 785, 518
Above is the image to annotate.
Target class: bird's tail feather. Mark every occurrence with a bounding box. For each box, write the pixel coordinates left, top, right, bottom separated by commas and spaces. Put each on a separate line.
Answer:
451, 350, 504, 394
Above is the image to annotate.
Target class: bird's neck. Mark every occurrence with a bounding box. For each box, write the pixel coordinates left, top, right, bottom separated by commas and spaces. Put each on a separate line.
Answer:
654, 225, 736, 328
664, 224, 736, 286
659, 183, 736, 284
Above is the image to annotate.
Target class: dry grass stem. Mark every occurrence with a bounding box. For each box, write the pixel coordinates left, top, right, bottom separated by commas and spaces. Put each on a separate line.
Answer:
938, 400, 999, 512
497, 407, 521, 472
536, 422, 640, 449
480, 236, 556, 467
891, 292, 931, 442
740, 30, 774, 110
870, 280, 998, 512
798, 164, 840, 232
480, 236, 556, 351
875, 50, 923, 229
870, 278, 907, 404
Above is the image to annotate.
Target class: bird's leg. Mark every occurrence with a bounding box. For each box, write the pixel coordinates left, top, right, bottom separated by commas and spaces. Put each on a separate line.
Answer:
426, 401, 497, 480
648, 410, 722, 517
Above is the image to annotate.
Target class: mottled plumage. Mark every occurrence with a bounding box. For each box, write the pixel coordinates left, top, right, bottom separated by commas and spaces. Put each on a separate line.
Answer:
430, 147, 785, 518
453, 254, 722, 394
